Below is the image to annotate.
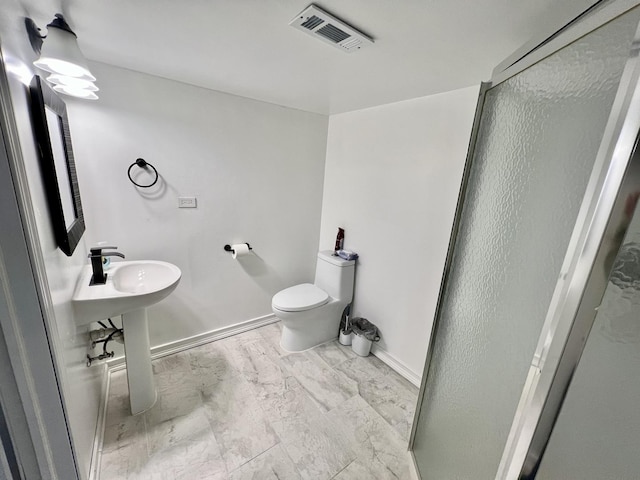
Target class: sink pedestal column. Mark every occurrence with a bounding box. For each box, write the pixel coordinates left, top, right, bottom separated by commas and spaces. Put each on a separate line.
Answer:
122, 308, 156, 415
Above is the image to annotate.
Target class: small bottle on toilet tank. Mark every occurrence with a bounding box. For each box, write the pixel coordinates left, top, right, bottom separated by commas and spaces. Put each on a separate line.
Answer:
334, 228, 345, 255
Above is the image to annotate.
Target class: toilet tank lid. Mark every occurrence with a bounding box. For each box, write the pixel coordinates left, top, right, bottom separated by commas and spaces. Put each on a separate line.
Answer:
318, 250, 356, 267
272, 283, 329, 312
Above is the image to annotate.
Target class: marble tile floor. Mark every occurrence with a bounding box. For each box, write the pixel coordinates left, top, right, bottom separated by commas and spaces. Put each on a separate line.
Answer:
99, 322, 419, 480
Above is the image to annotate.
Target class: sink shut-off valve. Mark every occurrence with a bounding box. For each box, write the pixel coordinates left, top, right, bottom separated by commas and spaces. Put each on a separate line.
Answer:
86, 318, 124, 367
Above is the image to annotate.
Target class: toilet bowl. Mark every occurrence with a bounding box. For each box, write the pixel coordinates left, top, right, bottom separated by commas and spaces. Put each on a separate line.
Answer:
272, 251, 356, 352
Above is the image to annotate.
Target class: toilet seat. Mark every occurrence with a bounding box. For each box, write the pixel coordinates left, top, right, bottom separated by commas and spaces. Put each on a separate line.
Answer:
272, 283, 329, 312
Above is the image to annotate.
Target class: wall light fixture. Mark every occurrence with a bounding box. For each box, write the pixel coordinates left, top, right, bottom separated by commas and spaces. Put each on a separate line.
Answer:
27, 14, 98, 100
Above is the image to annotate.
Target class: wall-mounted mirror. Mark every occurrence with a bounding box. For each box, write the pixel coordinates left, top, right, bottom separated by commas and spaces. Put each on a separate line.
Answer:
30, 75, 85, 256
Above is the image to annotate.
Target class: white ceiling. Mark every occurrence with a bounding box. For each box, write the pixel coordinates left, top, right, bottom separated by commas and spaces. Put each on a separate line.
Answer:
21, 0, 596, 114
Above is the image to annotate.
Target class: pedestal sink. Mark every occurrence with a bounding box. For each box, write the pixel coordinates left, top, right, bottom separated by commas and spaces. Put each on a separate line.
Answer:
72, 261, 181, 414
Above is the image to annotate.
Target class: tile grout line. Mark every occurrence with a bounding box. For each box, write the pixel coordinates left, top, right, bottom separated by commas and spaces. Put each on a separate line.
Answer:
229, 340, 288, 478
330, 458, 356, 479
328, 349, 415, 444
259, 335, 358, 478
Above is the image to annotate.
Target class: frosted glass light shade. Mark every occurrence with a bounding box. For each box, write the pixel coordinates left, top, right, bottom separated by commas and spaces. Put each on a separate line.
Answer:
47, 74, 99, 91
34, 26, 95, 81
53, 84, 98, 100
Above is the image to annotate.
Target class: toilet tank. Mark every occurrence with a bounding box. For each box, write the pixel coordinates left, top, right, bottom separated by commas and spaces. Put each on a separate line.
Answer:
314, 251, 355, 301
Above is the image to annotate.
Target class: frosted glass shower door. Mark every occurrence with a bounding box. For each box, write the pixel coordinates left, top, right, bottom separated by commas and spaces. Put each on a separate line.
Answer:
536, 191, 640, 479
410, 7, 640, 480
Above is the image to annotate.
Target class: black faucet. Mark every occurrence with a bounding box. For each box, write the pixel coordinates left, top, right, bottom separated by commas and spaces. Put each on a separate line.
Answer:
89, 246, 125, 285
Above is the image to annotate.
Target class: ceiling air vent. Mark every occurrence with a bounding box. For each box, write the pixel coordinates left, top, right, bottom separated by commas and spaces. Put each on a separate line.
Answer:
289, 4, 374, 53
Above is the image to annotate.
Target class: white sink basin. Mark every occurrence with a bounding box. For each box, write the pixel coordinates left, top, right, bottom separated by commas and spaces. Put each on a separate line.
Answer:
73, 259, 181, 415
73, 260, 181, 325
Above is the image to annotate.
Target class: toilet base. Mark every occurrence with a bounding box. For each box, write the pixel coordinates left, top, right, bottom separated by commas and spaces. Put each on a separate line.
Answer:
280, 324, 336, 352
275, 301, 346, 352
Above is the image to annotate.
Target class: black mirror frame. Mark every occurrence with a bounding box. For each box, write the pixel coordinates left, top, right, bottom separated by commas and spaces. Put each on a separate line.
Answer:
29, 75, 85, 256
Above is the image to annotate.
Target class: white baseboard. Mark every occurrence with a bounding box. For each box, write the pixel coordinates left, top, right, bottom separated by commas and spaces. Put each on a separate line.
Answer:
104, 314, 421, 387
88, 364, 109, 480
371, 344, 421, 387
107, 314, 278, 371
408, 450, 421, 479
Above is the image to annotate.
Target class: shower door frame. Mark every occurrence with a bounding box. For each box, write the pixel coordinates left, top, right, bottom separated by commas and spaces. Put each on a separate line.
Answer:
408, 1, 640, 478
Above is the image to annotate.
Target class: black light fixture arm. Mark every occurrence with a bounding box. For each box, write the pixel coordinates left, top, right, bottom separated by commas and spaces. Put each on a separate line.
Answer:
25, 14, 77, 54
47, 14, 77, 36
25, 18, 44, 53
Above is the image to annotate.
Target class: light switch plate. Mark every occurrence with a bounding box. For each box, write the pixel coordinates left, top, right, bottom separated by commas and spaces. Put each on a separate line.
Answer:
178, 196, 197, 208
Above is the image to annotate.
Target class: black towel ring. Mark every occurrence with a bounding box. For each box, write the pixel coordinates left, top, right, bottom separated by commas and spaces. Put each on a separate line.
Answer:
127, 158, 159, 188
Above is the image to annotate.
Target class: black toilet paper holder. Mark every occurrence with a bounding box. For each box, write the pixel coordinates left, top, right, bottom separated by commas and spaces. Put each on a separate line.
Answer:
224, 243, 252, 254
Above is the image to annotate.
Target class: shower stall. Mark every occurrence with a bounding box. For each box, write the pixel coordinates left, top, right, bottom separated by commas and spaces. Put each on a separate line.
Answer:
409, 1, 640, 478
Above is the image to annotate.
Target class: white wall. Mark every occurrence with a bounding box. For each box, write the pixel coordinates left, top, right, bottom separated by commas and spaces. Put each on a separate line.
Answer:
319, 86, 479, 379
67, 62, 329, 348
0, 10, 102, 480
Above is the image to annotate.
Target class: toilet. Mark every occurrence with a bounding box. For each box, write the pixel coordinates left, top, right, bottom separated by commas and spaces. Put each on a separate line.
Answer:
272, 250, 356, 352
